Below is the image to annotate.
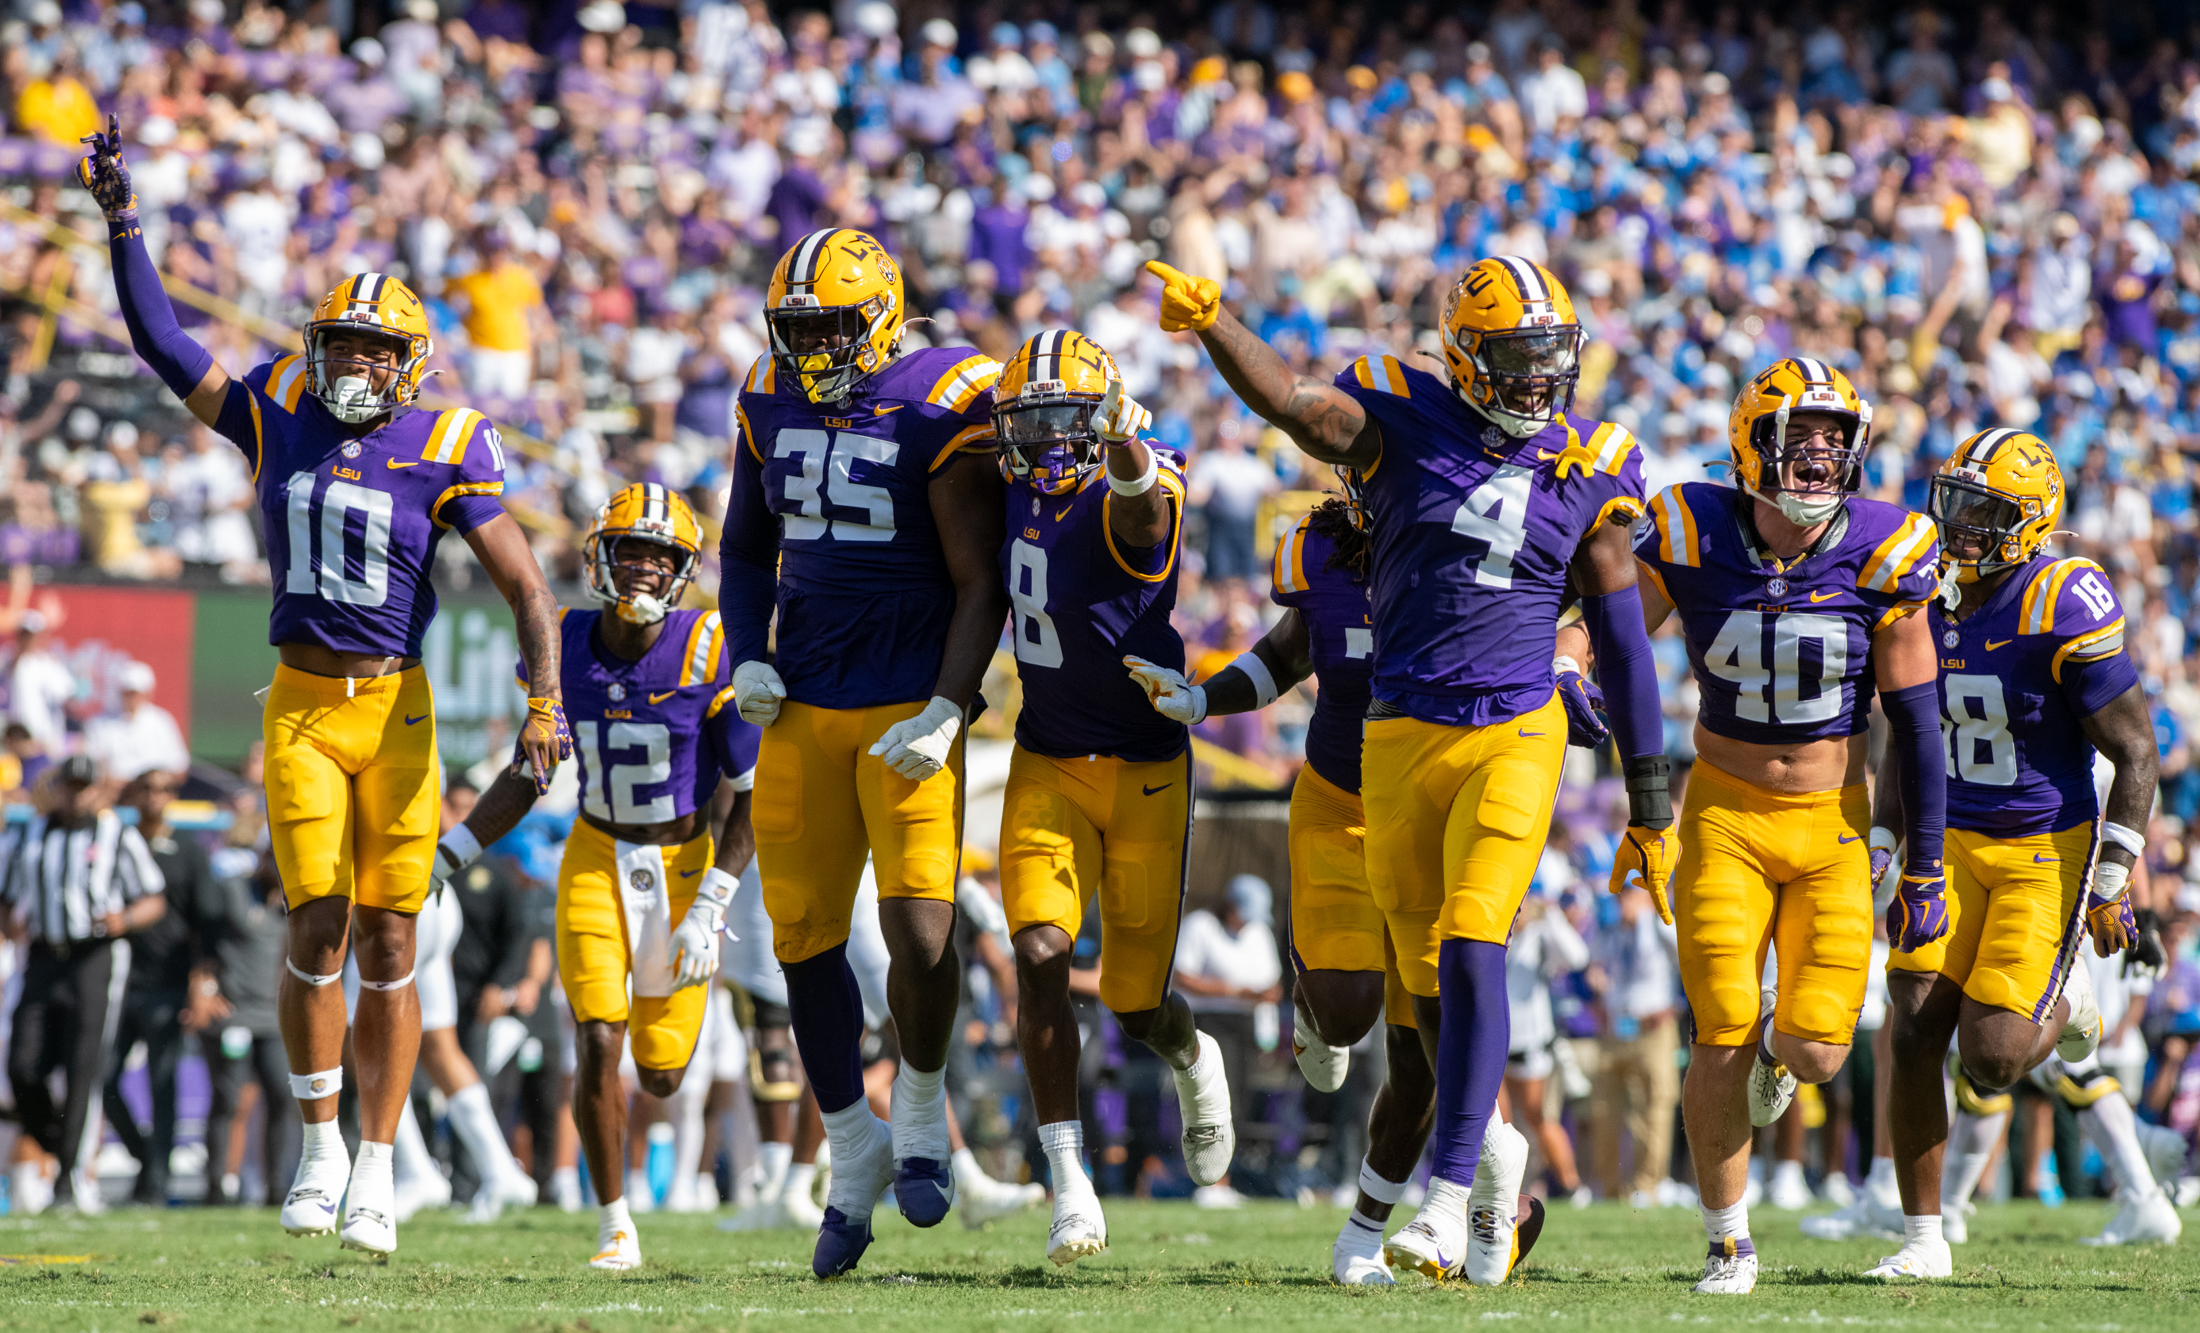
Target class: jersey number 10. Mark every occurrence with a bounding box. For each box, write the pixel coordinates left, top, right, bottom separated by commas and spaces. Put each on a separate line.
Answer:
284, 472, 393, 608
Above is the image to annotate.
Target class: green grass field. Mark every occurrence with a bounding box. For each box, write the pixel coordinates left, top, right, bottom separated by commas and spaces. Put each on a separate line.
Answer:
0, 1198, 2192, 1333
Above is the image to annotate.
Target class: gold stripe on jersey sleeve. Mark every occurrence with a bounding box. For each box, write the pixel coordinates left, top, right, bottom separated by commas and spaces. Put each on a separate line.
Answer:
429, 481, 504, 530
1634, 555, 1671, 603
928, 355, 1003, 412
1651, 486, 1699, 566
745, 355, 775, 395
245, 390, 265, 484
2051, 616, 2127, 683
2022, 557, 2089, 635
270, 354, 310, 413
682, 612, 724, 687
1859, 513, 1936, 593
1351, 355, 1410, 398
1272, 513, 1311, 594
706, 684, 740, 719
1103, 465, 1186, 584
1588, 421, 1636, 475
1874, 601, 1927, 632
738, 402, 764, 464
1595, 496, 1645, 529
934, 422, 997, 470
423, 408, 484, 464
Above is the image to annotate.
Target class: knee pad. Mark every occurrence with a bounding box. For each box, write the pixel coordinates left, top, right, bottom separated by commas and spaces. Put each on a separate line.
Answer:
1953, 1069, 2014, 1117
749, 1048, 801, 1104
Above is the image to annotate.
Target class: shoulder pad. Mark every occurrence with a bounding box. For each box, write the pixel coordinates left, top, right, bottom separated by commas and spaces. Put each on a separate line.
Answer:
744, 355, 777, 396
261, 354, 312, 415
1272, 511, 1319, 596
1856, 509, 1938, 596
1643, 484, 1705, 567
1573, 418, 1640, 477
1343, 354, 1414, 398
2020, 557, 2121, 637
422, 407, 499, 466
924, 353, 1002, 414
679, 610, 725, 688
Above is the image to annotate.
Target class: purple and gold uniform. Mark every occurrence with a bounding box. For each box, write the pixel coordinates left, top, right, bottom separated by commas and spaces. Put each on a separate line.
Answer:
998, 450, 1192, 1014
1889, 554, 2138, 1019
1635, 481, 1940, 1045
720, 346, 998, 963
1337, 355, 1645, 997
526, 608, 761, 1070
229, 351, 509, 915
1269, 512, 1413, 1025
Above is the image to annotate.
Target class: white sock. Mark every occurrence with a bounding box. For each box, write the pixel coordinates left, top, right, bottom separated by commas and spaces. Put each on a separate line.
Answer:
1421, 1174, 1470, 1221
1040, 1120, 1095, 1200
782, 1161, 818, 1205
1702, 1200, 1749, 1243
599, 1196, 633, 1242
393, 1098, 434, 1188
890, 1063, 947, 1160
1866, 1154, 1900, 1205
1946, 1109, 2005, 1208
1904, 1214, 1943, 1245
1773, 1160, 1806, 1191
823, 1099, 881, 1152
668, 1080, 707, 1188
351, 1140, 394, 1196
552, 1165, 581, 1207
2079, 1094, 2161, 1201
1353, 1156, 1406, 1228
757, 1141, 793, 1197
952, 1146, 988, 1189
302, 1118, 347, 1167
448, 1082, 521, 1183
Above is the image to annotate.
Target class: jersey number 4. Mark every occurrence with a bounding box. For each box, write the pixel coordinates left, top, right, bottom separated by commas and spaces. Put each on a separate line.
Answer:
1704, 610, 1847, 725
1449, 464, 1533, 589
772, 429, 897, 542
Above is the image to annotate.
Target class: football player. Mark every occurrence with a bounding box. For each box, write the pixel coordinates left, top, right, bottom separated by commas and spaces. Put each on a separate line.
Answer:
1561, 358, 1946, 1294
1150, 255, 1667, 1286
1128, 474, 1562, 1285
426, 484, 758, 1270
1866, 431, 2171, 1278
79, 118, 570, 1257
719, 228, 1012, 1278
980, 329, 1230, 1266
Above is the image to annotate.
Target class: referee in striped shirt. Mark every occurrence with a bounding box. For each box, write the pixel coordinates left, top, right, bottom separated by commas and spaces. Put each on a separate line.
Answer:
1, 754, 166, 1212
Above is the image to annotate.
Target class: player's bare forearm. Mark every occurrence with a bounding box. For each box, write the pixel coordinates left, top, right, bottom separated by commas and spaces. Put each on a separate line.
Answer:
1871, 605, 1937, 693
2081, 683, 2160, 872
1202, 609, 1312, 716
928, 454, 1012, 708
1104, 437, 1172, 547
468, 514, 563, 701
1197, 309, 1377, 466
713, 788, 756, 877
1568, 514, 1641, 597
1554, 622, 1591, 666
466, 764, 540, 849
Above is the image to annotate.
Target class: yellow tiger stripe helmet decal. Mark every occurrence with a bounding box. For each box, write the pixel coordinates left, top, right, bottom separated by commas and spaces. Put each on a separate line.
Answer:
1728, 356, 1872, 526
584, 482, 703, 625
1929, 427, 2063, 584
994, 329, 1120, 495
765, 228, 905, 404
304, 272, 434, 424
1438, 255, 1583, 438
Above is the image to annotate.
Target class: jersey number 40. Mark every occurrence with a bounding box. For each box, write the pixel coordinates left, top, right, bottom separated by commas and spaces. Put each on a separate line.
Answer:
1704, 609, 1847, 725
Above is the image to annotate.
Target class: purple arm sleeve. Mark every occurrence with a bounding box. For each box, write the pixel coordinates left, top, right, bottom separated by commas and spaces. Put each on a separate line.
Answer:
110, 222, 216, 403
718, 441, 780, 666
1881, 679, 1946, 872
1583, 583, 1664, 763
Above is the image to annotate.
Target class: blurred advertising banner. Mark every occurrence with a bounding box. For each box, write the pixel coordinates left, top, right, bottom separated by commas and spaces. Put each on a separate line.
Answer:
32, 585, 197, 744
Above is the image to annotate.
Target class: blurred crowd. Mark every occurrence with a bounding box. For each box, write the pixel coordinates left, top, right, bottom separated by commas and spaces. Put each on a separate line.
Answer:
10, 0, 2200, 1212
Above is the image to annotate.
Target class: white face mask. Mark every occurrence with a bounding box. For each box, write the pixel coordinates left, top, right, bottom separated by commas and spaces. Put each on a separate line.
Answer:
323, 373, 382, 424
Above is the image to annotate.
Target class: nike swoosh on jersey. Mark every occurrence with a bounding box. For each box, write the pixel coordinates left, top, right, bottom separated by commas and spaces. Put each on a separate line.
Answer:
405, 714, 427, 725
387, 459, 419, 469
1809, 590, 1840, 602
1519, 729, 1546, 738
649, 690, 678, 704
1142, 783, 1173, 796
679, 868, 702, 877
1837, 833, 1861, 843
1055, 506, 1073, 521
1986, 639, 2013, 651
873, 404, 904, 415
2034, 854, 2059, 863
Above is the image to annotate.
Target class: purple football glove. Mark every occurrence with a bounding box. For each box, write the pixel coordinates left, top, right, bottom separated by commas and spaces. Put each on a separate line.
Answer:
1886, 870, 1950, 953
1555, 667, 1608, 748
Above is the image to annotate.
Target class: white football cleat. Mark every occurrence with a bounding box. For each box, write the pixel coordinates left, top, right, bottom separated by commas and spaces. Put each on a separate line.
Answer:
2142, 1124, 2188, 1190
960, 1173, 1045, 1230
717, 1197, 786, 1232
1769, 1162, 1813, 1211
1385, 1186, 1467, 1282
466, 1169, 540, 1223
1173, 1032, 1236, 1187
781, 1176, 826, 1229
1801, 1191, 1904, 1241
1333, 1214, 1395, 1286
1866, 1237, 1952, 1280
1942, 1200, 1973, 1245
392, 1169, 452, 1224
339, 1172, 398, 1258
2057, 963, 2103, 1064
1819, 1173, 1856, 1208
1693, 1238, 1759, 1295
1464, 1121, 1530, 1286
1046, 1189, 1108, 1266
2082, 1189, 2183, 1246
281, 1149, 350, 1237
589, 1222, 642, 1270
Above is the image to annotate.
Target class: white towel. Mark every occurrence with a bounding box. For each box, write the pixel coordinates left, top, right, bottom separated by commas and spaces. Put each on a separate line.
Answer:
616, 840, 676, 998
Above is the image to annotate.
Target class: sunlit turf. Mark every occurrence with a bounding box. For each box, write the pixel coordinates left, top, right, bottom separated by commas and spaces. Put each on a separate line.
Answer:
0, 1196, 2192, 1331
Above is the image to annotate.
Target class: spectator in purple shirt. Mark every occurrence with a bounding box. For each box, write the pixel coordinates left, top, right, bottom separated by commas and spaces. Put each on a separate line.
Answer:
2099, 233, 2168, 350
764, 122, 831, 246
967, 179, 1033, 298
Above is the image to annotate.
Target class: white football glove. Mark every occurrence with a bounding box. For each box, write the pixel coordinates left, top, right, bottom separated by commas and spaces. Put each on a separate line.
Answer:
867, 695, 963, 781
733, 659, 787, 726
1096, 379, 1152, 444
671, 867, 740, 990
1123, 655, 1207, 724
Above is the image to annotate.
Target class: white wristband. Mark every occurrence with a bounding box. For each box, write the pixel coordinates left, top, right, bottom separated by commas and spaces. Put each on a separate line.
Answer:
1107, 448, 1160, 496
2100, 820, 2146, 858
438, 825, 483, 871
1553, 655, 1583, 676
2092, 858, 2133, 900
1232, 651, 1279, 708
698, 865, 739, 912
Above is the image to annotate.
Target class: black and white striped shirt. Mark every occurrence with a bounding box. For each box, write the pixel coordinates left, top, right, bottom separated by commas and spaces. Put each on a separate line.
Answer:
0, 811, 165, 945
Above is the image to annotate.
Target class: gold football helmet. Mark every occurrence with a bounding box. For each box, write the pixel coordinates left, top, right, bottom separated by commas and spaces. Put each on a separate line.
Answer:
304, 272, 434, 424
765, 228, 905, 404
1728, 357, 1872, 526
1438, 256, 1583, 437
584, 482, 703, 625
1929, 428, 2063, 583
994, 329, 1121, 495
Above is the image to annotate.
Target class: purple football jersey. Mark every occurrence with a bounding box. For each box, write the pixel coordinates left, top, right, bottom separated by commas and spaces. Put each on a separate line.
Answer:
517, 608, 760, 823
1335, 355, 1646, 727
1936, 554, 2140, 837
226, 355, 507, 658
1270, 511, 1373, 793
720, 346, 1001, 709
1003, 448, 1189, 763
1636, 483, 1940, 745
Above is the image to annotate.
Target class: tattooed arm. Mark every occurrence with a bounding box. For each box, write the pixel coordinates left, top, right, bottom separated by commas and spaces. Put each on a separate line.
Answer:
1196, 307, 1382, 468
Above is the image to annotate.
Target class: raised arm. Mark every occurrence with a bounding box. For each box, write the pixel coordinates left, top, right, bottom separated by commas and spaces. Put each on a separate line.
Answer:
1096, 381, 1172, 549
466, 513, 570, 793
1145, 261, 1380, 468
